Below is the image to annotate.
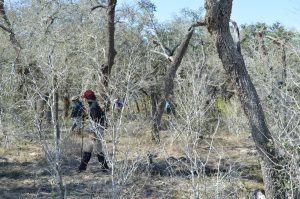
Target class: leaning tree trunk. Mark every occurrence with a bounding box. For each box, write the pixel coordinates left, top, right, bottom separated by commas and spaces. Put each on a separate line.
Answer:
201, 0, 285, 198
151, 27, 194, 142
106, 0, 117, 82
91, 0, 117, 110
100, 0, 117, 110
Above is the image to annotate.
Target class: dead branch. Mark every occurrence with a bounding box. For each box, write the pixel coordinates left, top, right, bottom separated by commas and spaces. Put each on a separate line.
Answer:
265, 35, 285, 46
151, 26, 190, 62
150, 50, 174, 62
0, 23, 12, 34
189, 20, 206, 30
91, 4, 107, 11
153, 30, 168, 55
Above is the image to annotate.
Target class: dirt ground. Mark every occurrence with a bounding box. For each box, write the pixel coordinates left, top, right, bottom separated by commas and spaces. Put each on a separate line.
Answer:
0, 122, 263, 199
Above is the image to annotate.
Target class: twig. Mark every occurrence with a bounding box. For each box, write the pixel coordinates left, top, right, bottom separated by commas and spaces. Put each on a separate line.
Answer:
150, 50, 174, 62
0, 23, 12, 34
189, 20, 206, 30
265, 35, 285, 46
91, 4, 107, 11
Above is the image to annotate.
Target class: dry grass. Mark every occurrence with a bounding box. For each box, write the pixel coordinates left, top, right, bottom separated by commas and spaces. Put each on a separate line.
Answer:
0, 117, 264, 198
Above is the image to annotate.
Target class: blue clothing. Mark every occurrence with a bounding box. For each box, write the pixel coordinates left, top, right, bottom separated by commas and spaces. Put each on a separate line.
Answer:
71, 101, 85, 118
113, 98, 123, 108
164, 100, 175, 115
164, 101, 170, 111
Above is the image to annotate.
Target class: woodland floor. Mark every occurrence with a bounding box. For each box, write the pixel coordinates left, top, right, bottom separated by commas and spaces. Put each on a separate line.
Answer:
0, 118, 264, 199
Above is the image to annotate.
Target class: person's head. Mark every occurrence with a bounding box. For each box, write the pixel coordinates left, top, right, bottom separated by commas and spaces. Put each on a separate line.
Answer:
82, 89, 96, 101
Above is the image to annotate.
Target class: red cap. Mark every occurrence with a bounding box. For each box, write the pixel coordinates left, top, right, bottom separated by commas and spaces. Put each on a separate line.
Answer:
83, 90, 96, 100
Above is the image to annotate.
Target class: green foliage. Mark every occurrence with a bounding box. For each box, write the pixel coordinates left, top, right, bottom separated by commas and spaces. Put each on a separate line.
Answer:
216, 97, 233, 116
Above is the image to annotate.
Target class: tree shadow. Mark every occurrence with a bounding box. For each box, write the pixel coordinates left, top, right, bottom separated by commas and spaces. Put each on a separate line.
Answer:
126, 155, 229, 177
0, 158, 55, 198
128, 154, 262, 184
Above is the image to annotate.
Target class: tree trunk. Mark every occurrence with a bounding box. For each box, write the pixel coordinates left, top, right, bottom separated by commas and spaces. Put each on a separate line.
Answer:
256, 29, 268, 56
150, 91, 160, 142
63, 93, 70, 118
202, 0, 285, 198
0, 105, 4, 135
45, 92, 52, 125
134, 99, 140, 113
52, 75, 64, 198
49, 53, 64, 198
53, 75, 59, 125
152, 28, 194, 142
106, 0, 117, 80
143, 95, 149, 117
100, 0, 117, 111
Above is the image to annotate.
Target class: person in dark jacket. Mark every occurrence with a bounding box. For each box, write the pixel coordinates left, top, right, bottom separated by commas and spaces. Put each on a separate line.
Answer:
70, 96, 85, 134
78, 89, 109, 172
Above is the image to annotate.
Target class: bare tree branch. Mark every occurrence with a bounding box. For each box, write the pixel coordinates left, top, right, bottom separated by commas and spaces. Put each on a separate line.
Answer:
265, 35, 285, 46
0, 0, 11, 27
153, 31, 168, 56
91, 4, 107, 11
189, 20, 206, 30
151, 31, 180, 62
0, 23, 12, 34
45, 16, 58, 34
150, 50, 174, 62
